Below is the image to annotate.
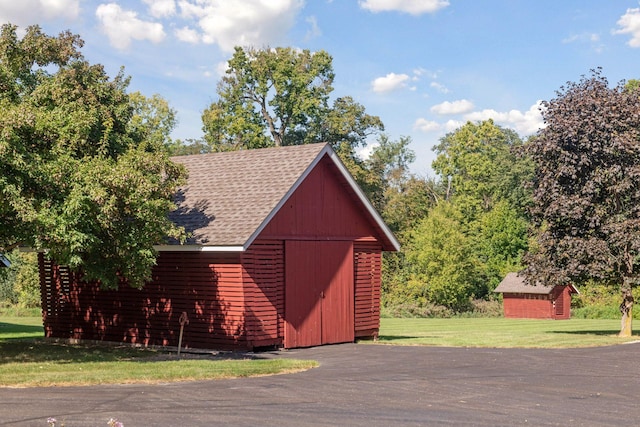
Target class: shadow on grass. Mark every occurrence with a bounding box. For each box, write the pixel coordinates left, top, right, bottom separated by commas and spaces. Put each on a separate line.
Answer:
376, 335, 429, 341
0, 340, 160, 365
0, 322, 43, 336
549, 330, 623, 336
0, 339, 275, 365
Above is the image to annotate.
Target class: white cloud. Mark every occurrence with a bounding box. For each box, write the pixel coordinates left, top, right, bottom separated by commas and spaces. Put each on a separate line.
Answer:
414, 103, 544, 136
175, 25, 200, 43
143, 0, 176, 18
0, 0, 80, 25
413, 118, 441, 133
305, 15, 321, 41
357, 142, 379, 160
96, 3, 165, 50
175, 0, 303, 52
562, 33, 599, 44
444, 119, 464, 132
430, 99, 474, 115
215, 60, 229, 76
429, 81, 449, 94
372, 72, 410, 93
613, 8, 640, 47
359, 0, 449, 15
463, 101, 545, 135
563, 32, 603, 53
413, 67, 438, 79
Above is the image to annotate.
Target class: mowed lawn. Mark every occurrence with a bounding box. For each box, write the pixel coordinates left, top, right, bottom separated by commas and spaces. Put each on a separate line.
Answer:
377, 317, 639, 348
0, 316, 317, 388
2, 315, 638, 387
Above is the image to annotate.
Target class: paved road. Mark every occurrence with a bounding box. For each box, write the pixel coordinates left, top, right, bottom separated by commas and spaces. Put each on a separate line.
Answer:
1, 342, 639, 426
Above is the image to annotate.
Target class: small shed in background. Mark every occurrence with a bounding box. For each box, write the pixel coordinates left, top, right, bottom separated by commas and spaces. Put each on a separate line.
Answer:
494, 272, 579, 320
40, 143, 400, 350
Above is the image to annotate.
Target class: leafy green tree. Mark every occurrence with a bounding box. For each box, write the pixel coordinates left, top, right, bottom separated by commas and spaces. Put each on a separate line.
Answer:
0, 24, 185, 289
523, 69, 640, 336
428, 119, 532, 302
473, 200, 529, 293
626, 79, 640, 93
201, 46, 383, 153
319, 96, 384, 151
368, 135, 415, 190
367, 135, 444, 314
128, 91, 177, 148
0, 251, 19, 305
382, 175, 443, 235
166, 138, 211, 156
432, 119, 532, 218
406, 202, 484, 312
12, 252, 40, 308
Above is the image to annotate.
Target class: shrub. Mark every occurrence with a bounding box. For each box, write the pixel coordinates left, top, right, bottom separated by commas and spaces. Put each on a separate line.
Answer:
571, 281, 640, 319
381, 301, 453, 318
468, 298, 503, 318
0, 251, 41, 309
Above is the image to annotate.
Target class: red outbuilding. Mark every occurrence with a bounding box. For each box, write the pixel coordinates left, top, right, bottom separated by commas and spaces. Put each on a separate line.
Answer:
40, 143, 400, 350
494, 272, 579, 320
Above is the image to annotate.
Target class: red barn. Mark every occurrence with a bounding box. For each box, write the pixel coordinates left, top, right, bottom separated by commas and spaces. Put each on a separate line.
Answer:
40, 143, 399, 350
494, 272, 579, 320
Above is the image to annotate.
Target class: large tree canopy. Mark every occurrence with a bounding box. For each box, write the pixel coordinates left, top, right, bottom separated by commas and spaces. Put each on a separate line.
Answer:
432, 119, 532, 217
201, 46, 383, 152
0, 24, 185, 289
523, 69, 640, 335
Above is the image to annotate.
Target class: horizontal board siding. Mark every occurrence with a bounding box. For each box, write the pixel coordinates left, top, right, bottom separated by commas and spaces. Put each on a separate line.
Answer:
242, 240, 284, 347
353, 241, 382, 338
39, 254, 73, 339
502, 294, 554, 319
40, 252, 252, 350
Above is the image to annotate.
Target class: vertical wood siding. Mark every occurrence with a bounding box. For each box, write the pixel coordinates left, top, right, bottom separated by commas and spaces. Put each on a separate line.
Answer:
353, 241, 382, 339
551, 286, 572, 319
284, 240, 354, 348
260, 156, 380, 240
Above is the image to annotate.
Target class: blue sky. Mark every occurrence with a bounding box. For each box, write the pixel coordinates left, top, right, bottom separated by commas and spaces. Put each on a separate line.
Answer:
1, 0, 640, 175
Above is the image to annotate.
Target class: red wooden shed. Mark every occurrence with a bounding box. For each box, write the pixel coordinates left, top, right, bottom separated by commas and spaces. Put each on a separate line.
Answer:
494, 272, 579, 320
40, 143, 400, 350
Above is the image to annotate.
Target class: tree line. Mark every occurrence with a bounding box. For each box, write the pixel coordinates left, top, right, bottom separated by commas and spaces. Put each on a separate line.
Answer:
1, 25, 638, 334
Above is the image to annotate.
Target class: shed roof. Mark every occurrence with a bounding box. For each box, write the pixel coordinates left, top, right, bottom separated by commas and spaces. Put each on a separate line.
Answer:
160, 143, 400, 252
494, 272, 579, 294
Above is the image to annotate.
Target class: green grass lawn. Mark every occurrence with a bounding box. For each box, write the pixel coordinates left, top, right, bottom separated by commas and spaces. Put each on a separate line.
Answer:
377, 317, 639, 348
3, 315, 638, 387
0, 316, 317, 387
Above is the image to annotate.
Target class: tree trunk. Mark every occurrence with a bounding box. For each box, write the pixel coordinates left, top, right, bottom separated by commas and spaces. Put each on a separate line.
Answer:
619, 290, 634, 337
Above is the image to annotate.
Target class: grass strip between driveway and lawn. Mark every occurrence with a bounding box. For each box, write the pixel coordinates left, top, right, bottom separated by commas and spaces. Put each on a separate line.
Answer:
0, 316, 317, 388
2, 316, 639, 387
376, 317, 639, 348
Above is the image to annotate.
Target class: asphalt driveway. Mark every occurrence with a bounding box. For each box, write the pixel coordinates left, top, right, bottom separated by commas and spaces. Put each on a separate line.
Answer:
1, 342, 639, 426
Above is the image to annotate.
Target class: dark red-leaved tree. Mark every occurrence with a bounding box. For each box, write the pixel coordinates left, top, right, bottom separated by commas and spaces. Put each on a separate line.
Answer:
524, 69, 640, 336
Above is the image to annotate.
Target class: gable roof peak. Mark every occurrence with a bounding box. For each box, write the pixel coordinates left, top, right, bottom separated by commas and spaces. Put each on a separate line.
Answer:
164, 143, 399, 252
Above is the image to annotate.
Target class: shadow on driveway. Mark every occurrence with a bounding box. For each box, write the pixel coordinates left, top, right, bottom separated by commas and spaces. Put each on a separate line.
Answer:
1, 342, 639, 426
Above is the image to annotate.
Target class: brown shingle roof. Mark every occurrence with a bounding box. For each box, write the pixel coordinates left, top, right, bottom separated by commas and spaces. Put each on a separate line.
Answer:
494, 272, 554, 294
164, 143, 400, 251
494, 272, 579, 294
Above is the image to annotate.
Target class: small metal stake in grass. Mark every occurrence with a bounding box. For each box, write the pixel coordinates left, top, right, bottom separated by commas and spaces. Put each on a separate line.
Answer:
178, 311, 189, 357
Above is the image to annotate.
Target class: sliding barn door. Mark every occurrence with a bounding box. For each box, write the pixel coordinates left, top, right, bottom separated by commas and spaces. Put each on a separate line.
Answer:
284, 241, 354, 348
